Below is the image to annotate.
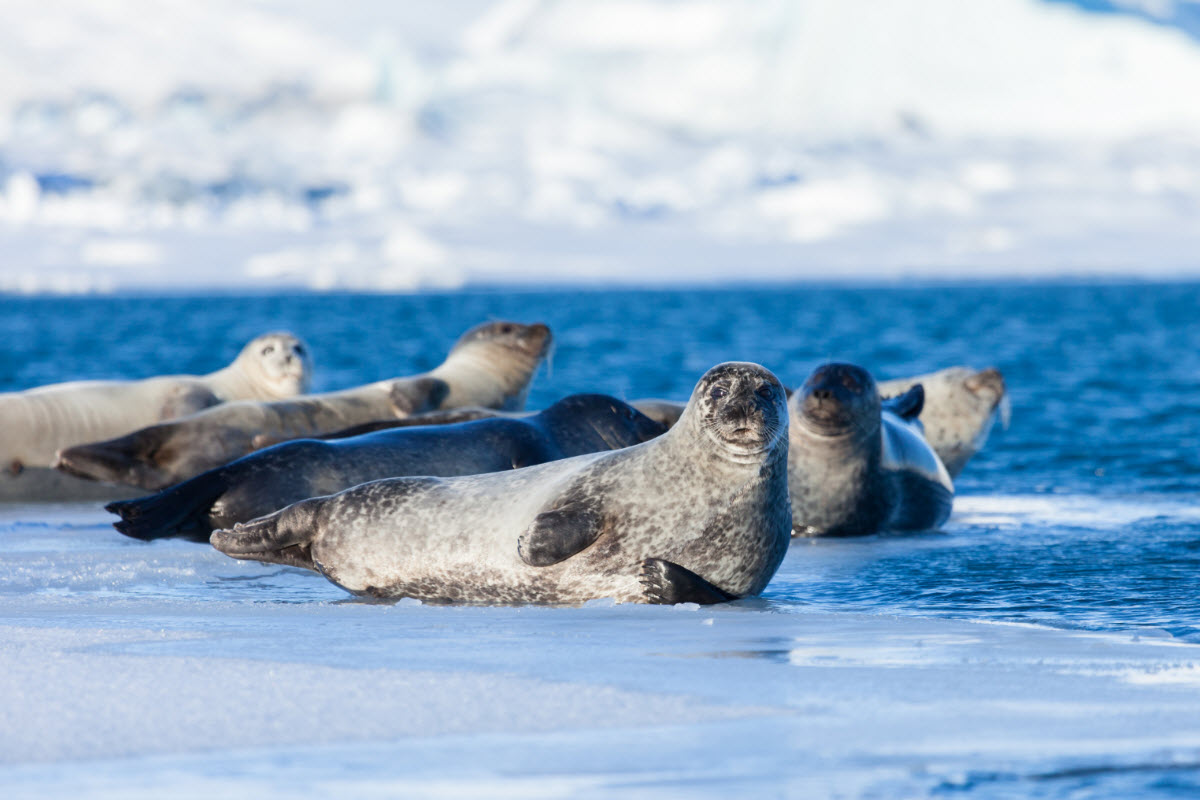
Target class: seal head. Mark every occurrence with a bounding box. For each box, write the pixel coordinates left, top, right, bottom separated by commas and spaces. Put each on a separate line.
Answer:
235, 332, 313, 399
794, 363, 880, 440
685, 361, 789, 465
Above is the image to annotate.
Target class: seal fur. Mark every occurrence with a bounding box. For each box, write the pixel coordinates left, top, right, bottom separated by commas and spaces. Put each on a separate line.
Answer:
878, 366, 1008, 478
107, 394, 665, 542
211, 362, 791, 606
789, 362, 953, 537
0, 332, 310, 501
56, 321, 551, 491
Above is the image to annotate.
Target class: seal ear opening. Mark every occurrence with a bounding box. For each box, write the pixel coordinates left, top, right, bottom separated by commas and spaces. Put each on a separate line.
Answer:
883, 384, 924, 421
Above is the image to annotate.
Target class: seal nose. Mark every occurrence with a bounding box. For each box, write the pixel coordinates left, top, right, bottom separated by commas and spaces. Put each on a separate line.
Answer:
966, 367, 1006, 397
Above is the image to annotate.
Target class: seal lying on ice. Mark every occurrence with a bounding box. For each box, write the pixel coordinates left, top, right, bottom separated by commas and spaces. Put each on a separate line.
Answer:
107, 394, 665, 542
878, 366, 1008, 478
55, 321, 551, 491
0, 332, 311, 501
212, 362, 792, 606
789, 363, 953, 537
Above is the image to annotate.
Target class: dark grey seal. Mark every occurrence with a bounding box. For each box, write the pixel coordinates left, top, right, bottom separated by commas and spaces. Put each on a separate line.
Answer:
789, 363, 953, 537
211, 362, 792, 606
107, 394, 665, 542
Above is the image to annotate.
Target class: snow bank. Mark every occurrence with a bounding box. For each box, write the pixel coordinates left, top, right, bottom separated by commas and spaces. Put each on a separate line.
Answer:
2, 1, 1200, 291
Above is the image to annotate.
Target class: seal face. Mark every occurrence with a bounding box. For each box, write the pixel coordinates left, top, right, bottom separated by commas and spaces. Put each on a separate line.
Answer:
235, 332, 313, 400
0, 331, 312, 501
106, 394, 666, 542
789, 362, 953, 537
878, 366, 1008, 478
211, 362, 792, 606
54, 321, 552, 491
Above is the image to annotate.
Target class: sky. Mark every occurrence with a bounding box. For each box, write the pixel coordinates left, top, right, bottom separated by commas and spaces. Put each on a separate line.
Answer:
1, 0, 1200, 292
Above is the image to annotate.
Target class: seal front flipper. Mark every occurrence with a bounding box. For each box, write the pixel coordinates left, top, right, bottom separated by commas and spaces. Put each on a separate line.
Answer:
159, 384, 221, 420
390, 377, 450, 417
211, 502, 320, 571
639, 558, 737, 605
883, 384, 924, 422
518, 499, 607, 566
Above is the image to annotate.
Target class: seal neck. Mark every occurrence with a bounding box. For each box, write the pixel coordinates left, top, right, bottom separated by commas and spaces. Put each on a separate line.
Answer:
204, 363, 297, 402
428, 344, 541, 411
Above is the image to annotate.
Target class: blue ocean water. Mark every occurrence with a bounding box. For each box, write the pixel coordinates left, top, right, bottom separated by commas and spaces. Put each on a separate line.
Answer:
2, 283, 1199, 640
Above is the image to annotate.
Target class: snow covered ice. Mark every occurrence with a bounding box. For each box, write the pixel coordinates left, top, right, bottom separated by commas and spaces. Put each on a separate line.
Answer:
2, 499, 1200, 799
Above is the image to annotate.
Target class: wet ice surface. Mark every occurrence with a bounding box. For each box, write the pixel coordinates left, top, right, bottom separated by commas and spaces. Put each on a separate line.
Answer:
2, 501, 1199, 799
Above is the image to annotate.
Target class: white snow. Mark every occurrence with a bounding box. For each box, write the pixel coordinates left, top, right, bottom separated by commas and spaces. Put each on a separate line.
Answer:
2, 501, 1200, 797
2, 0, 1200, 292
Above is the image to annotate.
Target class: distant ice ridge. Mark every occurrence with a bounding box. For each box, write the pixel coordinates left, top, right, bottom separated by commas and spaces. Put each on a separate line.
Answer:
2, 0, 1200, 292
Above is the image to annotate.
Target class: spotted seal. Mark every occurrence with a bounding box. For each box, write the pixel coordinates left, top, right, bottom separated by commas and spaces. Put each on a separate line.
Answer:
878, 366, 1008, 478
56, 321, 550, 491
789, 363, 953, 537
0, 332, 310, 501
107, 394, 665, 542
211, 362, 791, 606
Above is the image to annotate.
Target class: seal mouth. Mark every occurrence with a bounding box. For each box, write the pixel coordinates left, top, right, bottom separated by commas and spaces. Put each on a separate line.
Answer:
705, 418, 780, 459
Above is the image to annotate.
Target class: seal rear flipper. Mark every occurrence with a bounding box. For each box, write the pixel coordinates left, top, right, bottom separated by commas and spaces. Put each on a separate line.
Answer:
517, 500, 607, 566
638, 558, 738, 605
54, 431, 170, 489
883, 384, 924, 421
159, 384, 221, 420
106, 468, 230, 543
389, 377, 451, 417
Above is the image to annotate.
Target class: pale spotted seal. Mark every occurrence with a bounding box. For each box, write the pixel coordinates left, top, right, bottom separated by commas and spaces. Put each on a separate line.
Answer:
56, 321, 551, 491
878, 366, 1008, 478
789, 363, 953, 537
108, 394, 665, 542
211, 362, 791, 606
0, 332, 310, 501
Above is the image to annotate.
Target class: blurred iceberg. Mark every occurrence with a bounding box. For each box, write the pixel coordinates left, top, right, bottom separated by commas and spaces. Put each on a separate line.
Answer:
2, 0, 1200, 292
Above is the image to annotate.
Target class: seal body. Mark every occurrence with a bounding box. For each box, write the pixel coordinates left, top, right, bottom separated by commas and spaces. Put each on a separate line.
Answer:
0, 332, 310, 500
212, 362, 792, 606
878, 366, 1008, 478
789, 363, 953, 537
55, 321, 551, 491
107, 394, 665, 542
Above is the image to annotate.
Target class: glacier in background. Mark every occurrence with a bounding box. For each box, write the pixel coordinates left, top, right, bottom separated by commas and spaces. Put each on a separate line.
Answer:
2, 0, 1200, 292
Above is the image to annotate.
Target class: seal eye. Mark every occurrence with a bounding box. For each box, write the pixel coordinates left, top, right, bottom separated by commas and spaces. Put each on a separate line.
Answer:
294, 344, 305, 356
755, 383, 774, 400
842, 374, 860, 393
499, 324, 514, 334
261, 345, 275, 356
710, 386, 728, 401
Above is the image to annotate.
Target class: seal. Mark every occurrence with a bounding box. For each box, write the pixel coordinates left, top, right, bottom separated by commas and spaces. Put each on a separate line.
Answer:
55, 321, 551, 491
107, 394, 666, 542
789, 362, 953, 537
0, 332, 311, 501
878, 366, 1008, 478
211, 362, 792, 606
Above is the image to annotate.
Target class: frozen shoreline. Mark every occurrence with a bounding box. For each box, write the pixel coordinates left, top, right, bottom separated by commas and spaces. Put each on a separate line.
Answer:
2, 502, 1199, 798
